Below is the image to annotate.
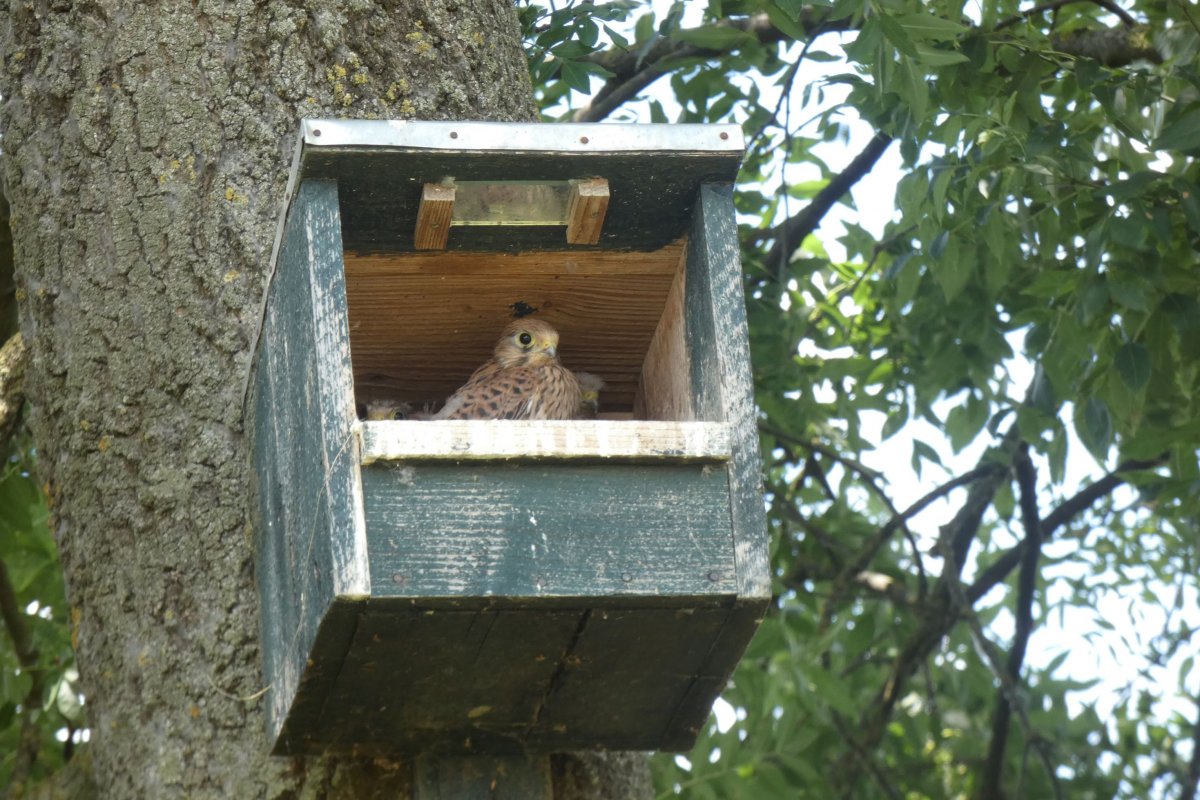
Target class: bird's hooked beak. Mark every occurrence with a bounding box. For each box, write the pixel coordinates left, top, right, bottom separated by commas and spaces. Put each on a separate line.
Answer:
542, 340, 557, 358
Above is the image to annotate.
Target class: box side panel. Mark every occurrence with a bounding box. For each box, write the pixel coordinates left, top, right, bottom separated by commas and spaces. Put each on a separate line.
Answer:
361, 462, 735, 600
303, 180, 370, 599
250, 178, 365, 742
685, 185, 771, 604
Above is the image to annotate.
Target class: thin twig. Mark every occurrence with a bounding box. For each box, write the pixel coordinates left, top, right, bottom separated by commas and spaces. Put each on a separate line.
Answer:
832, 712, 902, 800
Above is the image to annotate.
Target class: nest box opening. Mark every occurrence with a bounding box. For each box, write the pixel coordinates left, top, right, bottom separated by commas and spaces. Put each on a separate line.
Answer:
308, 120, 744, 428
344, 234, 692, 423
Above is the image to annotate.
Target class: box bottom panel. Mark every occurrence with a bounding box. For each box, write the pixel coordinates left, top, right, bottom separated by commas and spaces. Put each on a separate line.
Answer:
271, 597, 763, 755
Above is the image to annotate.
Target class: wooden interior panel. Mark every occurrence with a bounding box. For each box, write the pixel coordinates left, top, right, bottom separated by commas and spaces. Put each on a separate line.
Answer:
344, 240, 687, 414
636, 244, 692, 421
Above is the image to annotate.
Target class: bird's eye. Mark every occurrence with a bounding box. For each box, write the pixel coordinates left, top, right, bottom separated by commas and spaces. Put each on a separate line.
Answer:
518, 332, 533, 346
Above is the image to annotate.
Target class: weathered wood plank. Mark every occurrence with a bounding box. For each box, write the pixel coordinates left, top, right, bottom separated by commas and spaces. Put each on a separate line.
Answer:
361, 462, 737, 600
359, 420, 732, 464
271, 598, 363, 755
414, 183, 455, 250
658, 600, 767, 750
636, 242, 692, 421
533, 606, 734, 750
303, 180, 371, 601
686, 184, 772, 603
565, 178, 609, 245
250, 178, 368, 745
278, 600, 750, 754
313, 604, 582, 751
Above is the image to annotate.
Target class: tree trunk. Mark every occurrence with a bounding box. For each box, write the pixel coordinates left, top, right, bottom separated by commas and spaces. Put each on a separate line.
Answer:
0, 2, 651, 796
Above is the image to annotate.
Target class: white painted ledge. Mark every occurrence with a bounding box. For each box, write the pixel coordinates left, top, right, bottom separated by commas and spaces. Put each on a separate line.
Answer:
358, 420, 732, 465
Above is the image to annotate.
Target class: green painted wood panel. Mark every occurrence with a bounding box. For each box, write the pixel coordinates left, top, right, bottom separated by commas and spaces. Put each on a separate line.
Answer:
296, 604, 580, 751
531, 606, 735, 750
685, 185, 772, 603
250, 178, 366, 745
271, 598, 362, 755
273, 600, 748, 754
361, 462, 737, 600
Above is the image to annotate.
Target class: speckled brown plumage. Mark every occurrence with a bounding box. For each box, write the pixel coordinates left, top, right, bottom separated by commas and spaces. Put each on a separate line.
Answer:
433, 319, 583, 420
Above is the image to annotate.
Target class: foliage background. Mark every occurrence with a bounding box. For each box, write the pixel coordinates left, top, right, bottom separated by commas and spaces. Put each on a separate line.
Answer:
518, 1, 1200, 798
2, 0, 1198, 798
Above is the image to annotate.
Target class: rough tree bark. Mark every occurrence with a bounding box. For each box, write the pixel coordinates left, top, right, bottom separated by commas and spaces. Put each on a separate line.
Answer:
0, 1, 651, 797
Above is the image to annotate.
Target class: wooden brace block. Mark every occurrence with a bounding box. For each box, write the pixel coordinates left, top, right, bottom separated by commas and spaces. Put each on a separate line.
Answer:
414, 183, 456, 250
566, 178, 609, 245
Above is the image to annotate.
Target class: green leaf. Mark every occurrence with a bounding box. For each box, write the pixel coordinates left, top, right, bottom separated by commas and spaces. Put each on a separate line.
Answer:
945, 394, 988, 453
1029, 364, 1057, 415
899, 57, 928, 122
766, 3, 811, 41
1114, 342, 1150, 394
913, 44, 969, 66
1077, 396, 1113, 460
930, 230, 949, 259
633, 12, 656, 45
912, 438, 940, 470
558, 59, 591, 92
601, 24, 629, 49
994, 478, 1015, 520
895, 12, 967, 41
672, 24, 756, 51
877, 13, 918, 57
1151, 105, 1200, 152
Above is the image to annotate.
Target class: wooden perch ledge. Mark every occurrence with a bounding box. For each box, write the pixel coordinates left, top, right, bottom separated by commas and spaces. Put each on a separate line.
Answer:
358, 419, 733, 464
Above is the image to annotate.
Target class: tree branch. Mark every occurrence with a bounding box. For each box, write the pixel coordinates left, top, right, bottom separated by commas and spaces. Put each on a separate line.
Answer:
941, 528, 1062, 800
573, 4, 1157, 126
979, 445, 1058, 800
995, 0, 1138, 31
762, 132, 894, 281
818, 462, 1001, 627
573, 11, 851, 123
967, 455, 1166, 603
1182, 694, 1200, 800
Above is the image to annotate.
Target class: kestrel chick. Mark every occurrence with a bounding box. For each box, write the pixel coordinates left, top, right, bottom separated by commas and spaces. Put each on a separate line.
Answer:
363, 399, 411, 421
432, 319, 582, 420
573, 371, 605, 419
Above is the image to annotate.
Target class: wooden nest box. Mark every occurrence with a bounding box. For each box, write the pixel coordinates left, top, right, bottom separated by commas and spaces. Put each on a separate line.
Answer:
248, 119, 769, 755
